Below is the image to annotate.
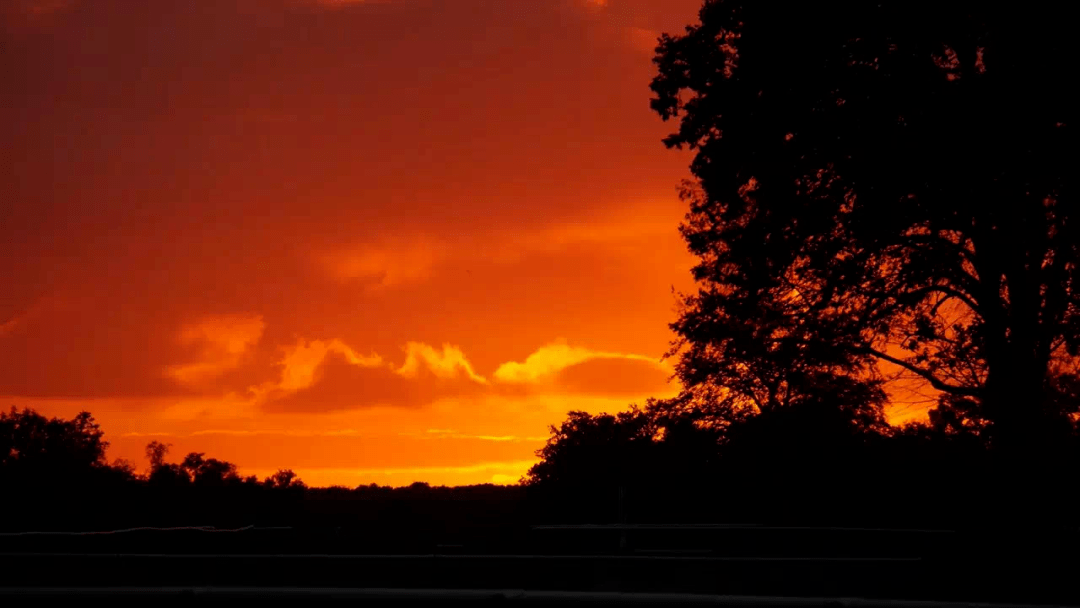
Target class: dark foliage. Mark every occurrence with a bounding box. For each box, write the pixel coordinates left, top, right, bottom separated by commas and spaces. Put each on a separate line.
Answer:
649, 0, 1077, 457
526, 403, 1080, 528
1, 391, 1076, 542
0, 407, 130, 491
0, 407, 527, 551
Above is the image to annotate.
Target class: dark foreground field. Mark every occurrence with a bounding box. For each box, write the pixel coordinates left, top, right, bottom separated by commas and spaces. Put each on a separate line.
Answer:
2, 524, 1078, 606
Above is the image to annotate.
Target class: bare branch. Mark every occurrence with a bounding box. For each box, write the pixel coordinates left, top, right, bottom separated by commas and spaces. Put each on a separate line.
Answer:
904, 285, 981, 316
863, 346, 982, 397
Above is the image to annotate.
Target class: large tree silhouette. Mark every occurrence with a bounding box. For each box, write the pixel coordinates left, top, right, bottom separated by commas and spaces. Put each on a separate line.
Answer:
650, 1, 1076, 453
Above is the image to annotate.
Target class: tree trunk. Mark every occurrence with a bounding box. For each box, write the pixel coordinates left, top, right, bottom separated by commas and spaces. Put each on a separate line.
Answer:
980, 336, 1062, 526
983, 260, 1055, 459
984, 373, 1038, 451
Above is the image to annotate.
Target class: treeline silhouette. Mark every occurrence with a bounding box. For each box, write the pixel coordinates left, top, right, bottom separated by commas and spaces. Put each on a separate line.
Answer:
1, 407, 528, 548
4, 403, 1079, 540
6, 408, 1080, 603
525, 400, 1080, 529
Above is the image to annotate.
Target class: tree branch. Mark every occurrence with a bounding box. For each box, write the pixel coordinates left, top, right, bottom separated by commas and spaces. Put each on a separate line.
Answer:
894, 234, 985, 300
903, 285, 981, 316
863, 346, 982, 397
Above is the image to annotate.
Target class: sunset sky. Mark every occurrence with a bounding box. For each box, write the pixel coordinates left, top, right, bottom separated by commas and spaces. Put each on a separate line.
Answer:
2, 0, 924, 487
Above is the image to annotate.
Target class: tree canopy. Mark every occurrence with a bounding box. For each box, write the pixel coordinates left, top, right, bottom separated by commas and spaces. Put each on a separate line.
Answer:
649, 1, 1077, 453
1, 407, 109, 479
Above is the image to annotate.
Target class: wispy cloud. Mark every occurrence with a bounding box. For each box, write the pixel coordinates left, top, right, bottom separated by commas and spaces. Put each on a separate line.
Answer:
122, 428, 363, 438
164, 314, 266, 387
252, 338, 488, 412
317, 206, 678, 289
318, 237, 445, 289
493, 339, 659, 384
491, 340, 678, 398
413, 429, 547, 443
395, 342, 487, 384
272, 338, 383, 393
118, 431, 175, 438
247, 335, 671, 412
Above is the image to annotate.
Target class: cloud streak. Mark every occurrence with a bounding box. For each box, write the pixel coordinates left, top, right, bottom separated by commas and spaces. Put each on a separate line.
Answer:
255, 337, 673, 412
395, 342, 487, 384
319, 238, 445, 289
121, 428, 363, 438
317, 206, 680, 290
254, 338, 489, 412
414, 429, 548, 443
164, 314, 266, 387
493, 340, 661, 383
273, 338, 383, 393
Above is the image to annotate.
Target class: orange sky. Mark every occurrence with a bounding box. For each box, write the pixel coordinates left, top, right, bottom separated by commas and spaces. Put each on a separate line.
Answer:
2, 0, 927, 487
